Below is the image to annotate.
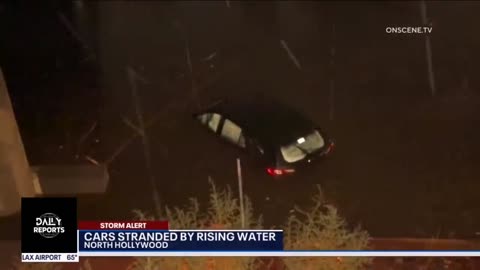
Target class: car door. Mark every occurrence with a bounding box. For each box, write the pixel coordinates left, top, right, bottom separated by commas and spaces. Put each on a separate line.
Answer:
220, 118, 272, 167
195, 112, 234, 176
243, 136, 269, 168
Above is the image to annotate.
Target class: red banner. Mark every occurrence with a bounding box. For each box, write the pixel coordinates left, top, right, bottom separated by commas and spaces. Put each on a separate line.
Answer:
78, 221, 168, 230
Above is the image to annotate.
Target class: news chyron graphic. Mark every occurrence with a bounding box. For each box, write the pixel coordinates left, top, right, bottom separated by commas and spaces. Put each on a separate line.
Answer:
21, 197, 79, 263
77, 221, 283, 256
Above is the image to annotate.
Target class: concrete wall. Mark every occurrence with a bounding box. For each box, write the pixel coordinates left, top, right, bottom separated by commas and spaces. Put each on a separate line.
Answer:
0, 69, 35, 217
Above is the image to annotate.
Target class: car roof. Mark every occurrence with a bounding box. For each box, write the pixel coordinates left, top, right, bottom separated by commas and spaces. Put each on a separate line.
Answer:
197, 95, 316, 146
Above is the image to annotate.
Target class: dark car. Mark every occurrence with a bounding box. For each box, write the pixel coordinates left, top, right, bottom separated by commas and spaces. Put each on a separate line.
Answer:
193, 96, 334, 177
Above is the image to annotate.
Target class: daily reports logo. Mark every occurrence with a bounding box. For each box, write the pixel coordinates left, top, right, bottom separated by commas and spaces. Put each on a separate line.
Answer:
33, 213, 65, 239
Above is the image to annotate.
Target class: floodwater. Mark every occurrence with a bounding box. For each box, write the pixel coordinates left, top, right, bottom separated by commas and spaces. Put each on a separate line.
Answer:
1, 1, 480, 241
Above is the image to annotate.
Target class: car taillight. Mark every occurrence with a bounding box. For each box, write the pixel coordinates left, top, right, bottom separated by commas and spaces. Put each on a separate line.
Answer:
325, 141, 335, 155
266, 168, 295, 176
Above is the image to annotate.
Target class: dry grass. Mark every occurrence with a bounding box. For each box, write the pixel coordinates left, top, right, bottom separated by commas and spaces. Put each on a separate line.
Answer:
11, 182, 370, 270
283, 186, 371, 270
128, 182, 370, 270
129, 179, 262, 270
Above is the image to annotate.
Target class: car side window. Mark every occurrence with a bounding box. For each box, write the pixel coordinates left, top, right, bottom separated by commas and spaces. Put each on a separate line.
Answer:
197, 113, 222, 132
221, 119, 246, 148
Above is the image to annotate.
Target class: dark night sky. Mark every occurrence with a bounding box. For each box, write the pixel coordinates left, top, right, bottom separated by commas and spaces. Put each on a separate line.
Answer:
1, 1, 480, 245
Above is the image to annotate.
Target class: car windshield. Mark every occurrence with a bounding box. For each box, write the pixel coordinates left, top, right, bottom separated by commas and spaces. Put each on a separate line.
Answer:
280, 130, 325, 163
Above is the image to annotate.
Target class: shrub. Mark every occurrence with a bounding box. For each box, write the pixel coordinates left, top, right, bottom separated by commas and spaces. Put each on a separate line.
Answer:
129, 179, 262, 270
283, 186, 371, 270
129, 182, 371, 270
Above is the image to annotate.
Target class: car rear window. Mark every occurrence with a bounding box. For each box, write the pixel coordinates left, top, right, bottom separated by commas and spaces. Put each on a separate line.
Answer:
280, 130, 325, 163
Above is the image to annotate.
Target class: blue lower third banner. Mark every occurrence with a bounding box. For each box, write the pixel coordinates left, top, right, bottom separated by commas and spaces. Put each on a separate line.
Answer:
79, 230, 283, 252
